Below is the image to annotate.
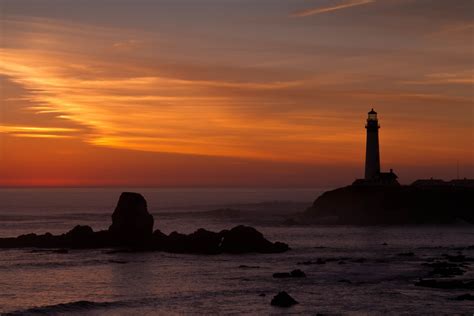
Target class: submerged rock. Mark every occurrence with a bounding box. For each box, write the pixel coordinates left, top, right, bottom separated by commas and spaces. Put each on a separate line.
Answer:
290, 269, 306, 277
271, 291, 299, 307
108, 192, 154, 244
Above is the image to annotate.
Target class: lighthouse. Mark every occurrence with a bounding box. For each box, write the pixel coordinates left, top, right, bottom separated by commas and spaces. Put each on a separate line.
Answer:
352, 108, 399, 186
365, 108, 380, 180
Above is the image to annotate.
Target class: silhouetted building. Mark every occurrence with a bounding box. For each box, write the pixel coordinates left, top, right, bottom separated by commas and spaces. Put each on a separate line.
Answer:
449, 178, 474, 188
411, 178, 447, 187
411, 178, 474, 188
353, 109, 399, 186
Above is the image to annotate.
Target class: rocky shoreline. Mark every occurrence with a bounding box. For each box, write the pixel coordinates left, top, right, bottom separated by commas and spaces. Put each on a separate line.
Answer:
0, 192, 289, 254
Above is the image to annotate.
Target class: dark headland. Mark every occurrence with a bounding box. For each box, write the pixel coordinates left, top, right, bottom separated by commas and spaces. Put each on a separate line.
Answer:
302, 179, 474, 225
301, 108, 473, 225
0, 192, 289, 254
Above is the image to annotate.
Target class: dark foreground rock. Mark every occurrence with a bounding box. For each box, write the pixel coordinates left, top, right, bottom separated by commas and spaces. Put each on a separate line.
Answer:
219, 225, 288, 254
0, 192, 289, 254
304, 185, 473, 225
0, 224, 289, 254
271, 291, 299, 307
109, 192, 154, 244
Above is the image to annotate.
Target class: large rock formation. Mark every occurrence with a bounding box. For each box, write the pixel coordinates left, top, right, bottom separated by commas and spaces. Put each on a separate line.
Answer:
150, 226, 289, 254
304, 185, 474, 225
0, 192, 289, 254
219, 225, 288, 253
108, 192, 154, 244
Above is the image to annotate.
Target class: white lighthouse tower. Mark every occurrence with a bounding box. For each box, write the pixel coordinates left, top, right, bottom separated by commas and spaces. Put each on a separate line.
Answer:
365, 108, 380, 180
353, 108, 399, 186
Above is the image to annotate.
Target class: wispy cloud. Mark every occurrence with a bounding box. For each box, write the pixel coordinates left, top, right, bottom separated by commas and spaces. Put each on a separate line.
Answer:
401, 72, 474, 85
0, 125, 79, 139
0, 18, 343, 163
291, 0, 374, 17
1, 15, 472, 168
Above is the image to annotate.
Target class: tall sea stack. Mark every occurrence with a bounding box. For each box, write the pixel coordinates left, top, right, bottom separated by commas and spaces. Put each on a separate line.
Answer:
108, 192, 154, 244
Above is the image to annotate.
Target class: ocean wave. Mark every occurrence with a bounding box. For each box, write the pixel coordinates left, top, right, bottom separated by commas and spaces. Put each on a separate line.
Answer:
3, 300, 126, 315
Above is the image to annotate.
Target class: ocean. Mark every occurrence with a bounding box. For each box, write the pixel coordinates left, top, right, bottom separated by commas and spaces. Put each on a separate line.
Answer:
0, 188, 472, 314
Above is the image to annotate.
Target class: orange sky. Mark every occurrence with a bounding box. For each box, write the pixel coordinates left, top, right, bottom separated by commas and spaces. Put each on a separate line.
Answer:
0, 0, 473, 187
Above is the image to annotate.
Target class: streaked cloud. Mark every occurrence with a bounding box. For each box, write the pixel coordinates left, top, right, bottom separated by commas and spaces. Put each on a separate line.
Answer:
401, 72, 474, 85
0, 125, 79, 139
0, 126, 79, 133
291, 0, 374, 17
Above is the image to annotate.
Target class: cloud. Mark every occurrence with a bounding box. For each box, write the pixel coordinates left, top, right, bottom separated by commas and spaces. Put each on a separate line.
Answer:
401, 72, 474, 85
0, 15, 472, 168
0, 125, 79, 139
291, 0, 374, 17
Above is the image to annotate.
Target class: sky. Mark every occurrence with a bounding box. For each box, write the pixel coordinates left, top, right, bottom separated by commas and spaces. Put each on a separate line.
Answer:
0, 0, 473, 187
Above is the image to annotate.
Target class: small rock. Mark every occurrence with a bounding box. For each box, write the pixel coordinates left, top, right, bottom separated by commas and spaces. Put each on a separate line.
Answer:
290, 269, 306, 278
271, 291, 298, 307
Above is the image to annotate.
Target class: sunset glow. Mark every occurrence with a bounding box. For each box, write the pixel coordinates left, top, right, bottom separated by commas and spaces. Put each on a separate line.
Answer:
1, 0, 473, 187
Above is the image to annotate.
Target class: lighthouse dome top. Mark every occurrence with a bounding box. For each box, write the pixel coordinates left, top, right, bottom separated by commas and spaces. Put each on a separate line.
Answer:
367, 108, 378, 121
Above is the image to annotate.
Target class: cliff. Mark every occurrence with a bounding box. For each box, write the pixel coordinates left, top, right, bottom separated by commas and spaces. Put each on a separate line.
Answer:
304, 185, 474, 225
